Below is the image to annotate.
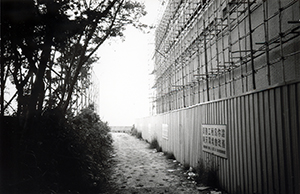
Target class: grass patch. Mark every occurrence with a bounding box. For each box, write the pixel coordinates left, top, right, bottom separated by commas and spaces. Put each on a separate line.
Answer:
149, 138, 162, 152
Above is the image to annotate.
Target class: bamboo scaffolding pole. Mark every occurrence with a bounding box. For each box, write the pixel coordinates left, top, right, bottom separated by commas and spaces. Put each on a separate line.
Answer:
203, 19, 210, 102
263, 0, 271, 85
247, 0, 256, 90
277, 0, 286, 83
235, 4, 245, 93
226, 0, 234, 96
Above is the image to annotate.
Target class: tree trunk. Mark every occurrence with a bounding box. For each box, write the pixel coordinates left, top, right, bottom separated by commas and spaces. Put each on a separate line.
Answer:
0, 43, 5, 129
61, 24, 97, 114
23, 36, 52, 132
61, 53, 87, 114
0, 49, 4, 119
61, 0, 122, 114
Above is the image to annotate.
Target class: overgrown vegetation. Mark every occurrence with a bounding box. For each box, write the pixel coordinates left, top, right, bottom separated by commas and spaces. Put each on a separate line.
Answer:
0, 1, 150, 192
194, 159, 220, 189
130, 127, 142, 139
1, 0, 148, 132
163, 151, 176, 160
1, 105, 113, 193
149, 137, 162, 152
0, 1, 151, 193
183, 163, 191, 171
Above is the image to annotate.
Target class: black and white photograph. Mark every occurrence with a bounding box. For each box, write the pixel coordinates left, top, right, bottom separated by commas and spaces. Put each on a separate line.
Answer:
1, 0, 300, 193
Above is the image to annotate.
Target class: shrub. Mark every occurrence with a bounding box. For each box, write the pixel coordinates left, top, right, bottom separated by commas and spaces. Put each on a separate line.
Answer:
1, 105, 113, 193
194, 159, 220, 189
164, 151, 176, 160
130, 127, 142, 139
183, 163, 190, 171
149, 138, 162, 152
68, 105, 113, 192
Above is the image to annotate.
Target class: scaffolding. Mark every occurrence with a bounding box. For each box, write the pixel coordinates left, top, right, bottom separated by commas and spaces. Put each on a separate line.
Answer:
153, 0, 300, 114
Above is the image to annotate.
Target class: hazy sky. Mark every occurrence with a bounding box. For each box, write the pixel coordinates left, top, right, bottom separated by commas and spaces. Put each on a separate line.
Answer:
93, 1, 162, 126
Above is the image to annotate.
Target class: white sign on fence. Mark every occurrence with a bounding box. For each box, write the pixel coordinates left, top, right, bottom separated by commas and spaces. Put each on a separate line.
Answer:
162, 124, 168, 140
202, 124, 227, 158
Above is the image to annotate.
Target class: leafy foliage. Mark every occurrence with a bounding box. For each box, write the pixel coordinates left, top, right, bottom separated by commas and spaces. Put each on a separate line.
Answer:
1, 105, 113, 193
1, 0, 148, 129
70, 104, 113, 189
1, 1, 148, 192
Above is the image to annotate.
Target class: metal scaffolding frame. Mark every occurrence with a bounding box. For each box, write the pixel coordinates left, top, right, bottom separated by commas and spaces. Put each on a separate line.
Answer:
153, 0, 300, 114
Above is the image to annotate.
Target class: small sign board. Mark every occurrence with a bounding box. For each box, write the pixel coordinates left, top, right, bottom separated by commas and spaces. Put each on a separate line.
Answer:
162, 124, 168, 140
202, 124, 227, 158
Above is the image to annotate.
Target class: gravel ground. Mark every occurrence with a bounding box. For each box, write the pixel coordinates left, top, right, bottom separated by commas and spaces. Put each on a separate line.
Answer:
104, 132, 215, 194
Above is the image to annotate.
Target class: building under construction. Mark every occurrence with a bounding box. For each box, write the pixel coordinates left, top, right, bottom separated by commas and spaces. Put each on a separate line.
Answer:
136, 0, 300, 193
152, 0, 299, 113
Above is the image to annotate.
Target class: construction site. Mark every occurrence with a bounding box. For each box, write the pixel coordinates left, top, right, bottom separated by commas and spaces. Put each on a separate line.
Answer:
151, 0, 299, 113
136, 0, 300, 193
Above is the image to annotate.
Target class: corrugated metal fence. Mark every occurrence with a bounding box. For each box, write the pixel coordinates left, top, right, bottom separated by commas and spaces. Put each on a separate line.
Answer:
135, 80, 300, 194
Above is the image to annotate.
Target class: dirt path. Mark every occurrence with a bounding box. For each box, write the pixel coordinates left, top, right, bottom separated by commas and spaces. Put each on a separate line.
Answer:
105, 132, 206, 194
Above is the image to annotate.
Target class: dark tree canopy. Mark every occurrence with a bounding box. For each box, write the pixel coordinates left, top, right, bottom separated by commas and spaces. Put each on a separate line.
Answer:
1, 0, 147, 130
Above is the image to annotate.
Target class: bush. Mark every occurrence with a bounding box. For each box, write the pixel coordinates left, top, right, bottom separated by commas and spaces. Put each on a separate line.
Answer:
183, 163, 190, 171
68, 105, 113, 192
194, 159, 220, 189
149, 138, 162, 152
130, 127, 142, 139
163, 151, 176, 160
1, 105, 113, 193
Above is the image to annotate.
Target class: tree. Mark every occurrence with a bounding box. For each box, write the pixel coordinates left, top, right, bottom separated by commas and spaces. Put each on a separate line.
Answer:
1, 0, 147, 130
